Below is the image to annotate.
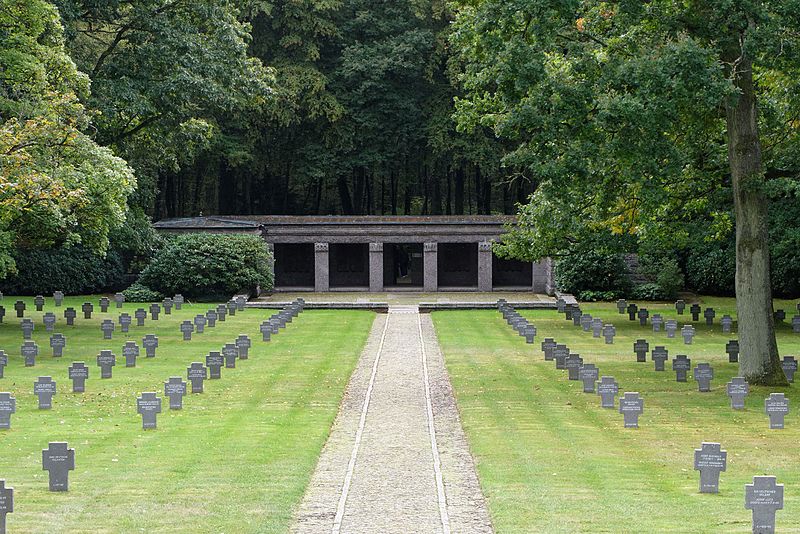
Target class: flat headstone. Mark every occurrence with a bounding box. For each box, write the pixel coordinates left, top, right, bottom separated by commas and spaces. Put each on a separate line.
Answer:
694, 363, 714, 392
162, 298, 173, 314
704, 307, 716, 325
216, 304, 227, 322
591, 318, 603, 338
792, 315, 800, 333
136, 392, 161, 430
21, 341, 38, 367
565, 354, 583, 381
672, 355, 691, 382
0, 480, 12, 532
0, 351, 6, 379
681, 325, 695, 344
637, 308, 649, 326
0, 393, 16, 429
721, 315, 733, 334
727, 377, 749, 409
64, 307, 76, 326
99, 297, 110, 312
149, 303, 160, 321
20, 318, 34, 340
114, 292, 125, 308
13, 300, 24, 318
693, 442, 726, 494
602, 324, 615, 344
123, 342, 139, 368
675, 300, 685, 314
164, 377, 187, 409
619, 392, 643, 428
96, 350, 115, 379
652, 346, 668, 371
206, 352, 223, 379
651, 314, 663, 332
142, 335, 158, 358
68, 362, 88, 392
119, 313, 131, 333
541, 338, 556, 361
745, 476, 783, 533
53, 291, 64, 306
34, 295, 45, 311
187, 362, 207, 393
134, 308, 147, 326
627, 303, 638, 321
726, 340, 740, 363
616, 299, 626, 314
81, 302, 93, 319
34, 376, 56, 409
579, 364, 599, 393
173, 294, 184, 310
781, 356, 797, 382
206, 310, 217, 328
43, 312, 56, 332
180, 320, 194, 341
774, 309, 786, 323
690, 303, 701, 321
665, 319, 678, 338
100, 319, 115, 340
765, 393, 789, 429
42, 442, 75, 491
223, 343, 238, 369
596, 376, 618, 408
194, 314, 206, 333
50, 333, 66, 357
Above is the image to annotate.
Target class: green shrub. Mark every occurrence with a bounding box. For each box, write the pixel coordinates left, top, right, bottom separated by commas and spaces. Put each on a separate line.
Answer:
0, 246, 126, 295
122, 282, 163, 302
137, 233, 273, 299
631, 282, 669, 301
108, 208, 164, 274
577, 290, 620, 302
686, 243, 736, 296
637, 255, 684, 300
555, 249, 632, 300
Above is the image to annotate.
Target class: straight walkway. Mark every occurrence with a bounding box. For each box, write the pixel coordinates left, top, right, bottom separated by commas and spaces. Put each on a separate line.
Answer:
293, 307, 493, 534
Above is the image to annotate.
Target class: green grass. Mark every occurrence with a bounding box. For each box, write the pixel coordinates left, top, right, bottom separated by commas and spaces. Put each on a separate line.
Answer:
433, 298, 800, 533
0, 296, 373, 533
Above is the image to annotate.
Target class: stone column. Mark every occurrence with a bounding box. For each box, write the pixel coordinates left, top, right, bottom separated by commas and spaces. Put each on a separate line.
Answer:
478, 241, 493, 292
314, 243, 329, 292
423, 242, 438, 292
532, 257, 556, 295
265, 243, 275, 295
369, 243, 384, 292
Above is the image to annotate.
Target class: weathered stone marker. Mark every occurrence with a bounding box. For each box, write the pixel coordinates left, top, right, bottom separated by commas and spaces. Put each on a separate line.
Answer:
149, 303, 160, 321
704, 307, 716, 325
0, 306, 5, 324
765, 393, 789, 429
123, 342, 139, 368
173, 294, 184, 310
0, 393, 16, 429
0, 479, 12, 532
164, 377, 187, 409
21, 341, 38, 367
206, 351, 223, 379
13, 300, 25, 318
180, 320, 194, 341
690, 303, 701, 321
0, 351, 6, 379
114, 292, 125, 308
81, 302, 93, 319
162, 298, 173, 314
619, 392, 644, 428
721, 315, 733, 334
681, 325, 695, 344
553, 344, 569, 369
637, 308, 649, 326
194, 314, 206, 334
68, 362, 88, 392
99, 297, 110, 313
579, 364, 599, 393
591, 318, 603, 338
53, 291, 64, 306
727, 377, 749, 409
187, 362, 207, 393
541, 338, 556, 361
134, 308, 147, 326
206, 309, 217, 328
672, 355, 691, 382
64, 307, 76, 326
100, 319, 115, 340
236, 295, 246, 311
652, 346, 668, 371
616, 299, 626, 314
781, 356, 797, 382
565, 354, 583, 380
694, 363, 714, 392
793, 315, 800, 334
556, 298, 566, 313
602, 324, 615, 344
227, 300, 236, 316
596, 376, 618, 408
693, 442, 726, 494
774, 309, 786, 323
675, 300, 685, 314
42, 442, 75, 492
136, 392, 161, 430
260, 321, 272, 341
34, 295, 44, 311
142, 335, 158, 358
96, 350, 116, 379
217, 304, 227, 322
665, 320, 678, 338
43, 312, 56, 332
223, 343, 238, 368
726, 340, 740, 363
20, 319, 34, 340
119, 313, 131, 333
745, 476, 783, 534
34, 376, 56, 409
627, 303, 638, 321
236, 335, 252, 360
50, 333, 66, 357
651, 314, 663, 332
579, 313, 592, 332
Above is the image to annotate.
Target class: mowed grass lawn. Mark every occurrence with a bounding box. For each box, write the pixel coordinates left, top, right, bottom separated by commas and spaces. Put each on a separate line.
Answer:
0, 296, 373, 533
434, 297, 800, 533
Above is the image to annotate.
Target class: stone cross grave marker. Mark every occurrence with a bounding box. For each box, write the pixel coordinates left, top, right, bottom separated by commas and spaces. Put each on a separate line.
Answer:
227, 300, 236, 316
616, 299, 627, 314
42, 442, 75, 492
236, 335, 252, 360
162, 298, 173, 315
619, 392, 644, 428
68, 362, 88, 392
236, 295, 246, 311
0, 351, 6, 378
682, 325, 695, 344
96, 350, 115, 379
596, 376, 618, 408
704, 307, 716, 325
100, 319, 114, 340
672, 355, 691, 382
134, 308, 147, 326
34, 376, 56, 409
142, 335, 158, 358
565, 354, 583, 381
187, 362, 207, 393
694, 442, 726, 494
206, 351, 223, 379
260, 321, 272, 341
781, 356, 797, 382
727, 377, 749, 409
173, 294, 184, 310
580, 313, 592, 332
114, 292, 125, 308
721, 315, 733, 334
64, 307, 76, 326
0, 393, 16, 429
651, 314, 663, 332
193, 314, 206, 334
591, 318, 603, 338
206, 310, 217, 328
793, 315, 800, 333
53, 291, 64, 306
579, 364, 599, 393
13, 300, 24, 318
652, 346, 668, 371
541, 338, 556, 361
634, 339, 649, 363
149, 303, 160, 321
164, 377, 187, 409
627, 303, 638, 321
556, 298, 566, 313
0, 306, 5, 324
694, 363, 714, 392
0, 480, 12, 533
726, 340, 740, 363
774, 309, 786, 323
136, 392, 161, 430
521, 325, 536, 344
675, 299, 685, 314
637, 308, 649, 326
34, 295, 44, 311
50, 333, 66, 357
765, 393, 789, 429
21, 341, 38, 367
119, 313, 131, 333
602, 324, 616, 344
43, 312, 56, 332
216, 304, 227, 322
571, 307, 582, 326
180, 321, 194, 341
21, 318, 34, 340
81, 302, 93, 319
223, 343, 238, 368
123, 342, 139, 368
745, 476, 783, 534
99, 297, 110, 313
690, 303, 701, 321
665, 320, 678, 339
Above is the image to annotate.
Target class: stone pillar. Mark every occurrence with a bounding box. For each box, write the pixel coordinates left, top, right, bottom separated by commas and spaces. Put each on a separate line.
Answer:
369, 243, 384, 292
532, 257, 556, 295
265, 243, 275, 294
314, 243, 329, 292
423, 242, 438, 292
478, 241, 493, 292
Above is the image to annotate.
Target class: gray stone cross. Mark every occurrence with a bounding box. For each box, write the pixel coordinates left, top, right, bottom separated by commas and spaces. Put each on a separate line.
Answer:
236, 335, 252, 359
675, 299, 685, 314
580, 313, 592, 332
579, 364, 599, 393
134, 308, 147, 326
616, 299, 627, 314
694, 363, 714, 392
637, 308, 649, 326
114, 292, 125, 308
34, 295, 45, 311
206, 310, 217, 328
180, 320, 194, 341
634, 339, 649, 363
690, 303, 701, 321
149, 303, 160, 321
672, 355, 691, 382
227, 300, 236, 316
704, 307, 716, 325
21, 318, 34, 340
42, 442, 75, 491
556, 298, 566, 313
43, 312, 56, 332
681, 325, 695, 344
216, 304, 227, 322
119, 313, 131, 333
726, 340, 740, 363
665, 319, 678, 338
99, 297, 110, 312
781, 356, 797, 382
652, 346, 668, 371
136, 392, 161, 430
745, 476, 783, 534
34, 376, 56, 409
627, 303, 638, 321
81, 302, 93, 319
193, 314, 206, 333
520, 325, 536, 344
0, 480, 12, 533
571, 307, 582, 326
162, 298, 173, 314
64, 307, 76, 326
619, 392, 644, 428
0, 393, 16, 429
164, 377, 187, 409
96, 350, 115, 379
53, 291, 64, 306
565, 354, 583, 381
721, 315, 733, 334
765, 393, 789, 429
0, 306, 4, 324
21, 341, 38, 367
50, 333, 66, 357
206, 352, 224, 379
236, 295, 246, 311
142, 335, 158, 358
187, 362, 207, 393
553, 344, 569, 369
541, 338, 556, 361
68, 362, 88, 392
596, 376, 618, 408
260, 321, 272, 341
727, 377, 749, 409
774, 309, 786, 323
173, 294, 184, 310
651, 314, 663, 332
602, 324, 615, 344
13, 300, 24, 318
223, 343, 238, 368
591, 318, 603, 338
693, 442, 726, 494
100, 319, 115, 340
123, 342, 139, 368
0, 351, 6, 378
793, 315, 800, 334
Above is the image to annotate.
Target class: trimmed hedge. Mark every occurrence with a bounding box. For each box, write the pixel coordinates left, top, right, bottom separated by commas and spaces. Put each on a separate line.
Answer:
555, 250, 632, 300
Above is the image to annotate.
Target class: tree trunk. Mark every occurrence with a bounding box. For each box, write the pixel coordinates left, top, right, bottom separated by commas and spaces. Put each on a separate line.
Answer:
726, 53, 787, 386
337, 174, 354, 215
455, 166, 465, 215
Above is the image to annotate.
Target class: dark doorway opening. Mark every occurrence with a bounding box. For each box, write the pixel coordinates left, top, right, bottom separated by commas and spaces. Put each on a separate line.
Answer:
438, 243, 478, 288
274, 243, 315, 288
383, 244, 423, 287
329, 243, 369, 288
493, 256, 533, 288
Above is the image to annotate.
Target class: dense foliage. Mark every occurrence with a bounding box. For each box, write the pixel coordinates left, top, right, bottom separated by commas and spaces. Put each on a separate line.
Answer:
555, 250, 631, 302
137, 233, 273, 299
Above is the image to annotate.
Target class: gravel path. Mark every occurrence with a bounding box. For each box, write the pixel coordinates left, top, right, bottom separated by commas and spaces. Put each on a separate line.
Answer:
292, 308, 493, 534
